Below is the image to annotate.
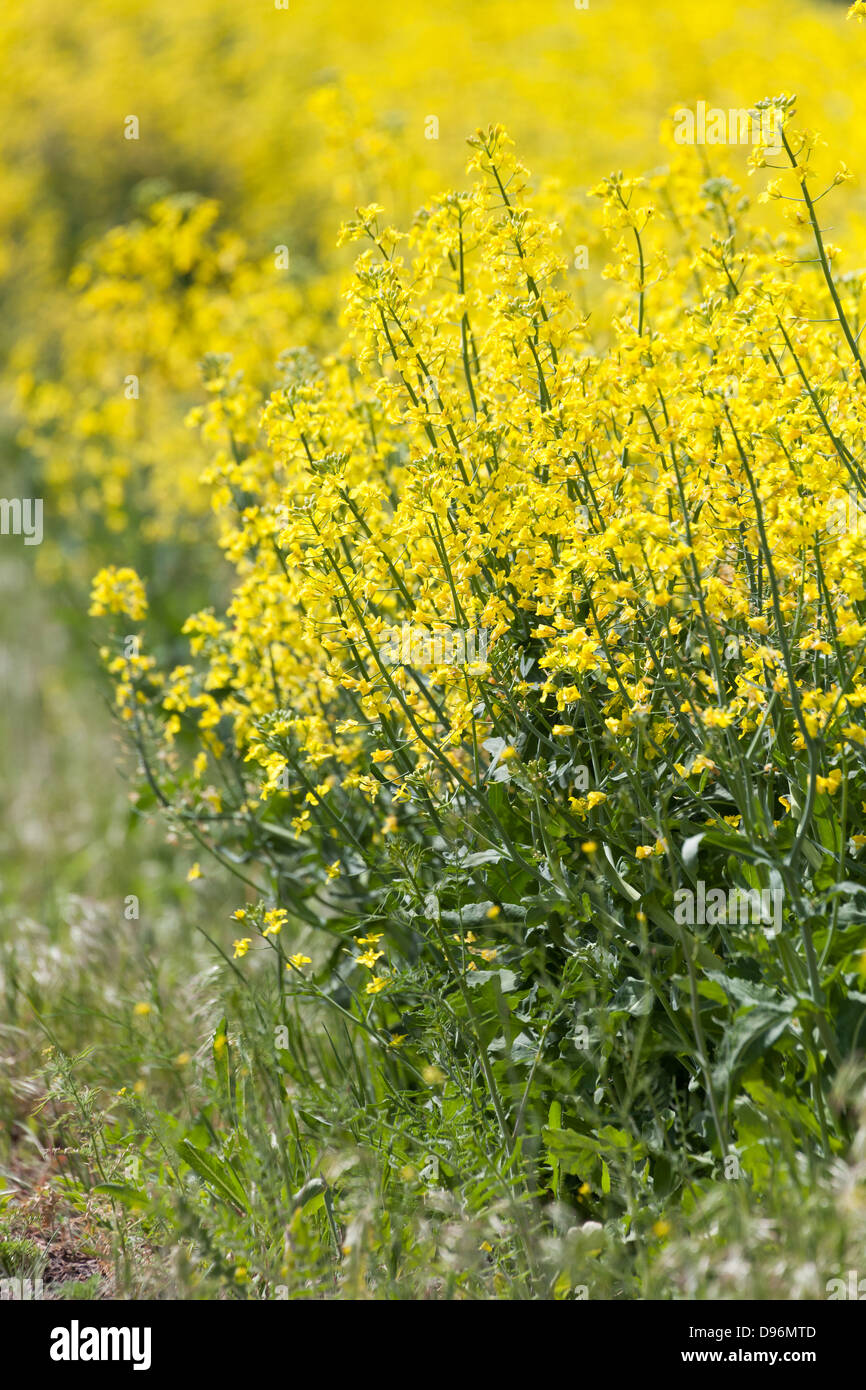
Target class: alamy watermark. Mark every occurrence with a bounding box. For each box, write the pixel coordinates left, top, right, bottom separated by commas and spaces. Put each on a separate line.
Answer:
826, 1270, 866, 1299
379, 623, 490, 668
674, 880, 784, 936
50, 1321, 151, 1370
673, 102, 782, 157
0, 1276, 43, 1300
825, 487, 866, 539
0, 497, 42, 545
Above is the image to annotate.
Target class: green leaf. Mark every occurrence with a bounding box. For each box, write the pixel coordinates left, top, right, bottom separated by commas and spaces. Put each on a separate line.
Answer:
178, 1139, 249, 1212
213, 1016, 230, 1097
291, 1177, 327, 1213
714, 1008, 793, 1090
466, 968, 518, 992
542, 1124, 645, 1177
705, 970, 792, 1012
92, 1183, 149, 1210
612, 979, 654, 1016
742, 1079, 823, 1142
542, 1125, 594, 1176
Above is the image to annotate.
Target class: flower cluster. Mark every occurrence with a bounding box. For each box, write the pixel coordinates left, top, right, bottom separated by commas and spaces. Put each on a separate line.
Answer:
91, 104, 866, 1182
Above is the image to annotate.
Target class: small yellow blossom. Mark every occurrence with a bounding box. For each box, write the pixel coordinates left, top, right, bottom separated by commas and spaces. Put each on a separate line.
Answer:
89, 567, 147, 621
262, 908, 288, 937
357, 948, 384, 968
815, 769, 843, 795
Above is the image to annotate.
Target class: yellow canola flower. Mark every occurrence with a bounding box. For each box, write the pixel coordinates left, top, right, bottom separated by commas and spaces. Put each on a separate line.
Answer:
816, 769, 843, 795
76, 79, 866, 985
357, 949, 384, 969
262, 908, 288, 937
89, 567, 147, 621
